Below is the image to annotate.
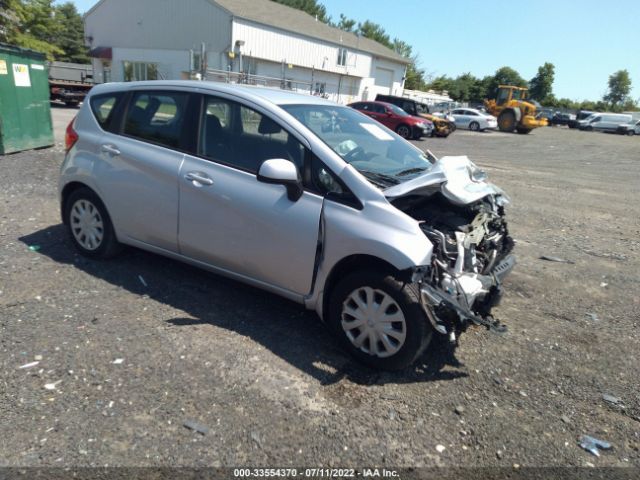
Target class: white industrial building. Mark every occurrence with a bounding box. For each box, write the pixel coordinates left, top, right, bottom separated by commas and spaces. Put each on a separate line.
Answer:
84, 0, 410, 104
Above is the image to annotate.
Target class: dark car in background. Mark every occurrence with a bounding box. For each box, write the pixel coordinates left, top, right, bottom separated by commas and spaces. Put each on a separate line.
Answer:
549, 112, 575, 126
348, 101, 433, 139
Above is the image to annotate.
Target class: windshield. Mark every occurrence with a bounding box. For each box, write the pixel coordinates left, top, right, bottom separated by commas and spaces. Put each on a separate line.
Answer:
386, 104, 409, 117
281, 104, 433, 188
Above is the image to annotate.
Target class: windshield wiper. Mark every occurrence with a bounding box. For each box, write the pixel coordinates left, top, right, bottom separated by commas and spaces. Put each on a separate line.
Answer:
358, 170, 400, 187
396, 167, 428, 177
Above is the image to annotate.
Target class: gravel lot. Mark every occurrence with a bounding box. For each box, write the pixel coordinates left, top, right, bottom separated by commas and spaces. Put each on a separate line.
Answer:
1, 106, 639, 469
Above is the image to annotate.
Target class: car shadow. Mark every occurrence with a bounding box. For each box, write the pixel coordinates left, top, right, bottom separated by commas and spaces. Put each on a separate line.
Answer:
19, 225, 468, 386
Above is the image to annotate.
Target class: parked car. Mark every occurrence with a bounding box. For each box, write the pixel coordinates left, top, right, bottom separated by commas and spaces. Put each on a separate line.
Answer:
549, 112, 575, 126
567, 110, 595, 129
578, 113, 633, 132
616, 119, 640, 136
348, 101, 433, 139
60, 81, 515, 370
374, 94, 456, 138
450, 108, 498, 131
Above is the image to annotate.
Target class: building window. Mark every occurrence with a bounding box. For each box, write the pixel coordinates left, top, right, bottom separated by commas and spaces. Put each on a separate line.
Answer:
314, 82, 326, 95
123, 61, 159, 82
337, 48, 347, 66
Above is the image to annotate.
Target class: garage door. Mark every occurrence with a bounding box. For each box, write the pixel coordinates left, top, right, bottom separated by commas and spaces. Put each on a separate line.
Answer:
374, 67, 394, 94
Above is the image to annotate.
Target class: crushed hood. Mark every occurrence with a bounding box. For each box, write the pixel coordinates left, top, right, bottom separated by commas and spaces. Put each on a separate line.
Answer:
384, 156, 509, 206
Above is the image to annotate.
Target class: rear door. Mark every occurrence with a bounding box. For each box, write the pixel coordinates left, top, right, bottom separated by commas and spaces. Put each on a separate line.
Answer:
95, 89, 196, 252
177, 94, 323, 296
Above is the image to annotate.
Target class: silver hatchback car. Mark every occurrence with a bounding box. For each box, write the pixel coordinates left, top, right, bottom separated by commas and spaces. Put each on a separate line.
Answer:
60, 81, 515, 370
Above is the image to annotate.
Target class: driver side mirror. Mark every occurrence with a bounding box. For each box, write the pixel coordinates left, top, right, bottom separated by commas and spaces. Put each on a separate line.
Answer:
257, 159, 303, 202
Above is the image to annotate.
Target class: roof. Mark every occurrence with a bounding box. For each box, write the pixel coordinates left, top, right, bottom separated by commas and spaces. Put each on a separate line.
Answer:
0, 42, 47, 60
89, 80, 342, 106
212, 0, 409, 64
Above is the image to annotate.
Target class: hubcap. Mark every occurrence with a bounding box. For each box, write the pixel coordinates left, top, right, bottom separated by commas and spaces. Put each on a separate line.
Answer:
341, 287, 407, 358
70, 199, 104, 251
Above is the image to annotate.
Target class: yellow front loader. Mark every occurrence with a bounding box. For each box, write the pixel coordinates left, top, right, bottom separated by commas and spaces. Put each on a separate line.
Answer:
484, 85, 547, 134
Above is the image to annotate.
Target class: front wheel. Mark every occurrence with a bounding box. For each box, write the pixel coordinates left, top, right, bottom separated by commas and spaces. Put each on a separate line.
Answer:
396, 124, 412, 139
328, 270, 432, 370
498, 110, 516, 133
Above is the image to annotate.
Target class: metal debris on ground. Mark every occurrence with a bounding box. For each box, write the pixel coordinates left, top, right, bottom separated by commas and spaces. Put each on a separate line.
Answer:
578, 435, 612, 457
585, 312, 599, 321
539, 255, 574, 264
436, 444, 446, 453
138, 275, 148, 287
112, 358, 124, 365
18, 361, 40, 369
28, 245, 41, 252
44, 380, 62, 390
183, 420, 209, 435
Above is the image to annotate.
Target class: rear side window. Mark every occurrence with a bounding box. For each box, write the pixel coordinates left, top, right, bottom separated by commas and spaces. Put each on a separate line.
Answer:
124, 91, 190, 149
90, 93, 124, 132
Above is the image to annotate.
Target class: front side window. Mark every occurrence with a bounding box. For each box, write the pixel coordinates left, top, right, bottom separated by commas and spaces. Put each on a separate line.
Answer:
123, 61, 158, 82
386, 104, 409, 117
124, 91, 190, 149
200, 96, 305, 174
282, 104, 433, 188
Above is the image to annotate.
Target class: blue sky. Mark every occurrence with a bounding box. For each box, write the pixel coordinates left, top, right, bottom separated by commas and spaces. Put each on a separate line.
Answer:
65, 0, 639, 101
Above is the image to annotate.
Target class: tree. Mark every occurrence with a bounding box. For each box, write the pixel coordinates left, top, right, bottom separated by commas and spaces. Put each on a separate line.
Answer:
13, 0, 64, 59
335, 13, 356, 32
356, 20, 392, 48
271, 0, 331, 24
603, 69, 632, 107
0, 0, 24, 43
52, 2, 89, 63
529, 62, 555, 102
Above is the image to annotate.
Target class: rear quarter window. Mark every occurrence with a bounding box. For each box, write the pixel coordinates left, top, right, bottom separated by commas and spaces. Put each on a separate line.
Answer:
90, 92, 124, 132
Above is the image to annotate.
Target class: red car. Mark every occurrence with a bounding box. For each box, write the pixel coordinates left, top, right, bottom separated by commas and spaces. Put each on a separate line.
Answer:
348, 101, 433, 139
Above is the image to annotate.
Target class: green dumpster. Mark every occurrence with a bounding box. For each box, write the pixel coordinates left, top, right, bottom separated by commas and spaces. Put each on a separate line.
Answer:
0, 43, 54, 154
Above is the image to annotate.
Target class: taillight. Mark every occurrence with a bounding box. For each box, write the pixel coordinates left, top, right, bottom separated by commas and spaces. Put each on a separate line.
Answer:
65, 117, 79, 152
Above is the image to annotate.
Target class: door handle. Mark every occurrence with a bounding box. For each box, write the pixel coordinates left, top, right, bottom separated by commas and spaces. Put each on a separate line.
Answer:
185, 172, 214, 186
101, 144, 120, 156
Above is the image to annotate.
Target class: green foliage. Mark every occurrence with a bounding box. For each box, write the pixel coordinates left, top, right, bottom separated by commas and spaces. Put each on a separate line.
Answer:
486, 66, 527, 98
271, 0, 331, 24
52, 2, 89, 63
529, 62, 555, 102
335, 13, 356, 32
603, 69, 632, 106
1, 0, 88, 61
356, 20, 392, 49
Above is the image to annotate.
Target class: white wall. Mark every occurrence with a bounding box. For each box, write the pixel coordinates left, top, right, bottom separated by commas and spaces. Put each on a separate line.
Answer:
366, 57, 406, 99
109, 48, 191, 81
232, 18, 372, 78
85, 0, 231, 65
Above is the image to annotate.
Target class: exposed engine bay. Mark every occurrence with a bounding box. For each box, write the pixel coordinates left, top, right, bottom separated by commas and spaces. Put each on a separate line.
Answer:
394, 190, 516, 340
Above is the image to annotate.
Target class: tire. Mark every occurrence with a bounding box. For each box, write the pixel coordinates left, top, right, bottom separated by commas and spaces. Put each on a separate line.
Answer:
328, 270, 433, 370
627, 130, 635, 136
516, 127, 532, 134
469, 121, 480, 132
64, 187, 122, 259
396, 124, 412, 139
497, 110, 516, 133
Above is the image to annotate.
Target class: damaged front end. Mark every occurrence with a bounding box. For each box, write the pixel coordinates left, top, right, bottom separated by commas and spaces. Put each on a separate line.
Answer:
390, 156, 516, 341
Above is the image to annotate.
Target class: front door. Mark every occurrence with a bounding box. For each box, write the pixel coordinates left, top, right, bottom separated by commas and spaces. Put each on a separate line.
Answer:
178, 95, 323, 296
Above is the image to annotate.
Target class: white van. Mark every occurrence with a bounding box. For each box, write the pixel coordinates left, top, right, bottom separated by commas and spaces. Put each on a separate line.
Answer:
578, 113, 633, 132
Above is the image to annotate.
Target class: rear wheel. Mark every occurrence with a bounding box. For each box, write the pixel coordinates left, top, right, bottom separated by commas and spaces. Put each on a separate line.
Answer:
328, 270, 432, 370
65, 188, 122, 259
627, 130, 635, 136
497, 110, 516, 133
396, 124, 412, 139
469, 121, 480, 132
516, 127, 532, 134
